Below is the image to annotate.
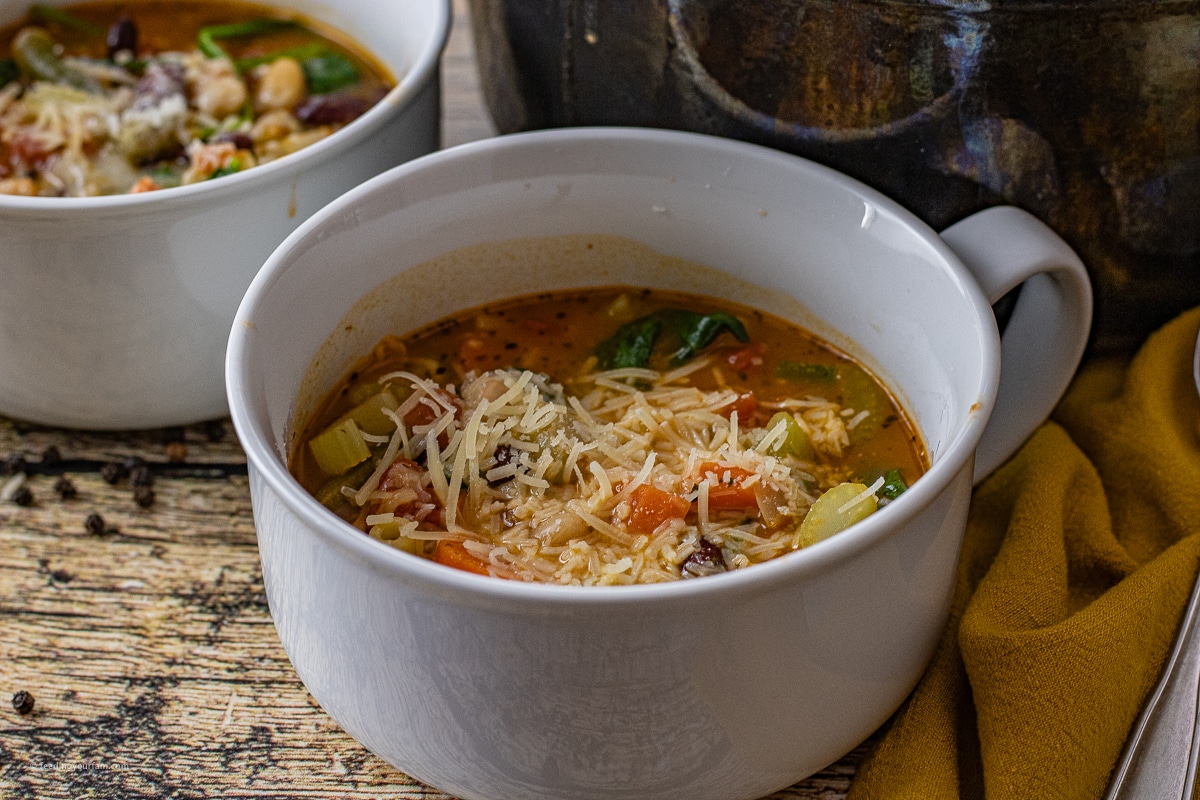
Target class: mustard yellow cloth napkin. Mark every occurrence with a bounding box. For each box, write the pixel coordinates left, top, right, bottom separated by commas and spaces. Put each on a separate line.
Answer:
848, 305, 1200, 800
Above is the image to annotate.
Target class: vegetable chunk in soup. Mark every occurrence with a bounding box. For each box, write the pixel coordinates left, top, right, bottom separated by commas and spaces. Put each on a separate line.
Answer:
0, 1, 393, 196
292, 287, 929, 585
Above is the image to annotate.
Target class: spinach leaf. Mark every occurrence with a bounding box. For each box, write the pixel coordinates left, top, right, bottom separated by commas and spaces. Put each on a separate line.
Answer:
596, 317, 661, 370
594, 309, 749, 369
235, 43, 325, 72
302, 53, 359, 94
660, 310, 749, 365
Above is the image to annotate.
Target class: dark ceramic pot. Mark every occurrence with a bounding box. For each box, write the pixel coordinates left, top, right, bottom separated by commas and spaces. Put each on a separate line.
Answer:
469, 0, 1200, 353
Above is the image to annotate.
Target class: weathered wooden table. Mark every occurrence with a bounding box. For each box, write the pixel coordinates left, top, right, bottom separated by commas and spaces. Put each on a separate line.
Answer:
0, 3, 866, 797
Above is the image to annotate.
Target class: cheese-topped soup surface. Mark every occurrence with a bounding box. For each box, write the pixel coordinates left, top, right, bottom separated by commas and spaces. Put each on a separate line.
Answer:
0, 0, 393, 196
291, 286, 928, 585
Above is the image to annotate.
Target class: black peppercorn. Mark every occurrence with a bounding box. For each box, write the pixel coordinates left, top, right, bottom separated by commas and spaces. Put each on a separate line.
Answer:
100, 461, 126, 485
130, 465, 154, 488
2, 454, 28, 476
12, 690, 34, 715
84, 512, 107, 537
40, 446, 62, 466
204, 419, 225, 442
54, 476, 77, 500
11, 485, 33, 507
133, 485, 155, 508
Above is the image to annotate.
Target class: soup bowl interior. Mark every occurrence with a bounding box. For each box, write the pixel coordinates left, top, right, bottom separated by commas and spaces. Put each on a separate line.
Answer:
228, 128, 997, 800
0, 0, 450, 429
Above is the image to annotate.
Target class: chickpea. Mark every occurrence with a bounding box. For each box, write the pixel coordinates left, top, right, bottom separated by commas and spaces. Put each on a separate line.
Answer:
255, 57, 306, 112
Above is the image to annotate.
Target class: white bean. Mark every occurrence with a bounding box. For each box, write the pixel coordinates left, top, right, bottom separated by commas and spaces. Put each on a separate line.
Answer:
255, 57, 306, 112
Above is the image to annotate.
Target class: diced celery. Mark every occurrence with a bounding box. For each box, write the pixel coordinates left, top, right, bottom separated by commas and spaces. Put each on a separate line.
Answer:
795, 482, 877, 547
309, 417, 371, 476
333, 388, 398, 437
764, 411, 814, 460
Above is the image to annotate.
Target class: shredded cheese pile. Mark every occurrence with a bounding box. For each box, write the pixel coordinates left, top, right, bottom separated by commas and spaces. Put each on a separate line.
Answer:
354, 362, 858, 585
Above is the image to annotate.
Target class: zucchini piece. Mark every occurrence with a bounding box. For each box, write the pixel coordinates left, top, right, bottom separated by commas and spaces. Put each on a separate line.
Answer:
763, 412, 814, 460
312, 460, 374, 510
795, 482, 877, 547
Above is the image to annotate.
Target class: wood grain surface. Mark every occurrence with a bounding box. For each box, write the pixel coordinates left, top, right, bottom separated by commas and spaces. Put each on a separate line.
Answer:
0, 2, 866, 797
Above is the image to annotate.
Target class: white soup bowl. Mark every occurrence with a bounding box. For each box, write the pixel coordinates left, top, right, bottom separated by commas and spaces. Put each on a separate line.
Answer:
226, 128, 1091, 800
0, 0, 450, 429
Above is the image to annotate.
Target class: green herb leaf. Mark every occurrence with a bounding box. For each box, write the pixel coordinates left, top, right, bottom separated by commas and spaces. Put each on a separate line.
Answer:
209, 158, 242, 179
0, 58, 18, 88
877, 468, 907, 501
776, 361, 837, 382
198, 18, 298, 61
596, 317, 661, 370
302, 52, 359, 94
30, 4, 105, 35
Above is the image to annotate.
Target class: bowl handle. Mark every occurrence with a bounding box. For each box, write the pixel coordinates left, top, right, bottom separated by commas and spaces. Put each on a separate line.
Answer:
939, 206, 1093, 484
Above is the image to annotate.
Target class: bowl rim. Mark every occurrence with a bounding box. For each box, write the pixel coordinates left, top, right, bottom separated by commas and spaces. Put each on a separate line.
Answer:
226, 126, 998, 610
0, 0, 452, 214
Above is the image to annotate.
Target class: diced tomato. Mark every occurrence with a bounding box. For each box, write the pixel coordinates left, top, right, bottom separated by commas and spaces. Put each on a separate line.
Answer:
434, 540, 492, 576
721, 391, 758, 422
627, 484, 690, 534
457, 336, 489, 365
693, 462, 759, 511
725, 343, 766, 372
403, 389, 462, 429
372, 458, 443, 527
9, 130, 56, 167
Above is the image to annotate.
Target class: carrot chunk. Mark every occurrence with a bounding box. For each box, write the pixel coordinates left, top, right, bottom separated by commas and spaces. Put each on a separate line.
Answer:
433, 540, 492, 576
627, 484, 690, 534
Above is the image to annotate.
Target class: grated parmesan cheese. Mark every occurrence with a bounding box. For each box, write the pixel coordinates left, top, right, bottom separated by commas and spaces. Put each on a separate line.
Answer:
337, 365, 874, 585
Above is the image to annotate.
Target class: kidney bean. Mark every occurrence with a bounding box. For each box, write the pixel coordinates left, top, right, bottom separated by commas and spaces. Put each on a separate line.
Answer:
681, 537, 728, 578
295, 93, 367, 125
106, 15, 137, 60
295, 87, 385, 125
212, 131, 253, 150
